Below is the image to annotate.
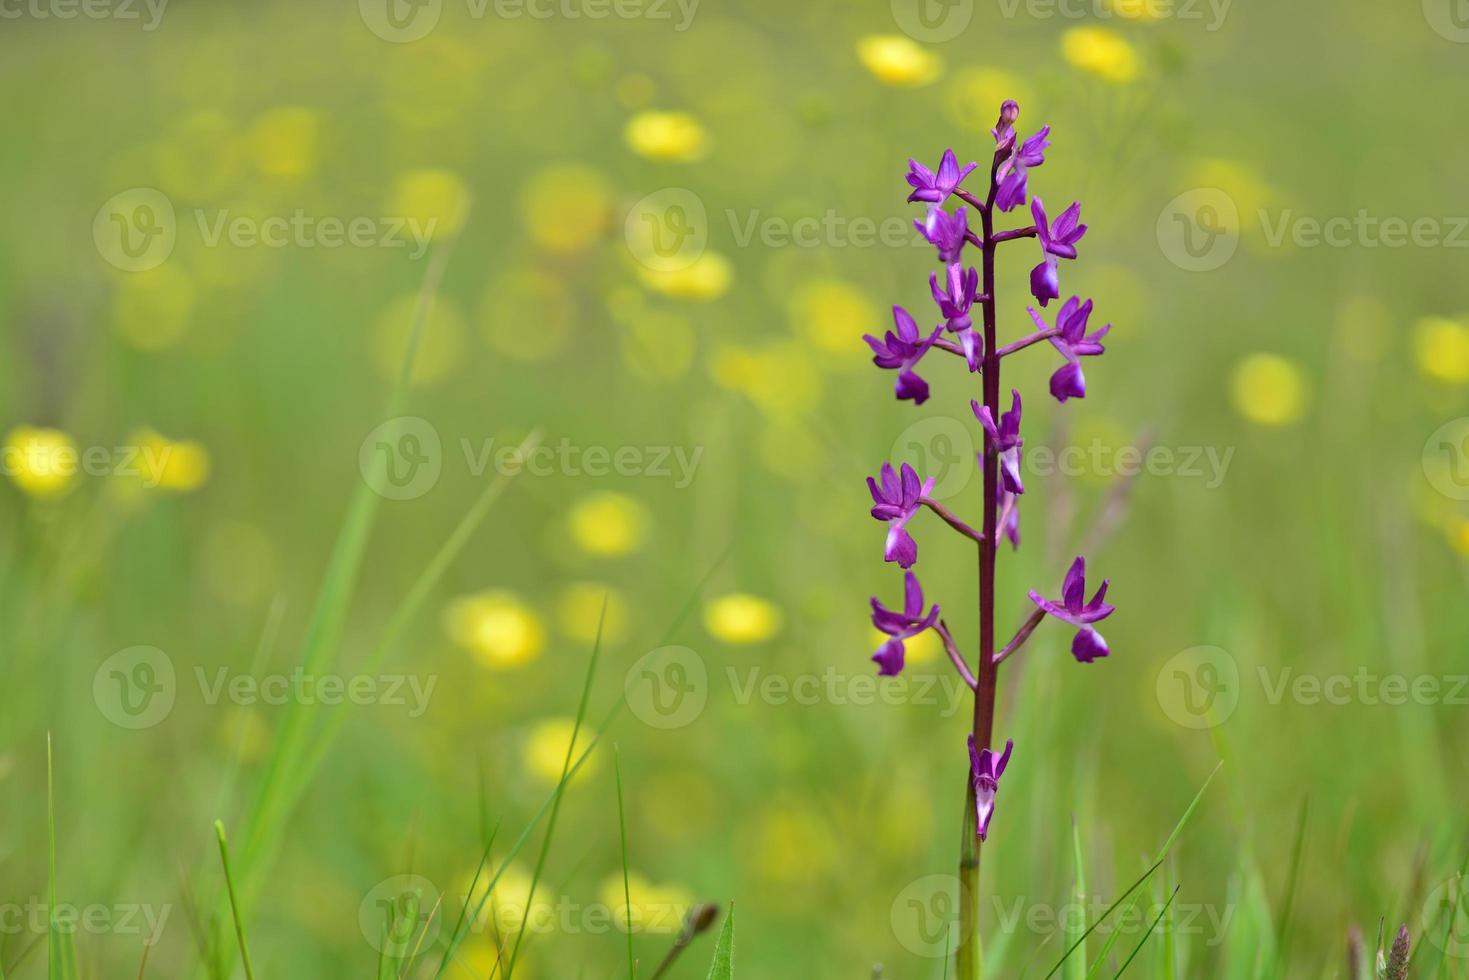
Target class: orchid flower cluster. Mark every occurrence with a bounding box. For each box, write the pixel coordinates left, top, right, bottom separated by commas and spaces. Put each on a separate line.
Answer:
861, 101, 1117, 847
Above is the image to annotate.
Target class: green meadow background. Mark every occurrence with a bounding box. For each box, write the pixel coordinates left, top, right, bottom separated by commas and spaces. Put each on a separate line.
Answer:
2, 0, 1468, 976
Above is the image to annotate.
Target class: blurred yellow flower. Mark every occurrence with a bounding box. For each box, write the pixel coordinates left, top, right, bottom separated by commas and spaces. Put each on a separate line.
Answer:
130, 427, 210, 492
444, 590, 546, 669
567, 492, 650, 557
636, 251, 732, 300
523, 717, 598, 785
1231, 354, 1309, 426
1413, 316, 1469, 384
787, 278, 877, 356
1448, 517, 1469, 557
624, 111, 709, 163
751, 802, 837, 881
457, 861, 555, 937
249, 106, 318, 179
598, 872, 693, 934
857, 35, 942, 87
391, 169, 469, 241
703, 593, 782, 644
556, 582, 630, 644
373, 293, 467, 385
112, 265, 196, 351
520, 164, 612, 255
1061, 27, 1139, 83
479, 269, 573, 363
202, 521, 277, 606
3, 426, 78, 500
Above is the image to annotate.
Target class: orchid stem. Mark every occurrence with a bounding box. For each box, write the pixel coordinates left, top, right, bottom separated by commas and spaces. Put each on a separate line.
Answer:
920, 496, 985, 544
993, 607, 1047, 666
935, 620, 979, 690
997, 327, 1059, 358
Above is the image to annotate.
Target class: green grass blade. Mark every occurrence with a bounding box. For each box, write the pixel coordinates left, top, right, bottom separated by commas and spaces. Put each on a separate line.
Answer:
705, 905, 734, 980
615, 744, 636, 979
1113, 886, 1180, 978
214, 821, 256, 980
1085, 762, 1223, 978
1273, 796, 1309, 974
46, 733, 77, 980
235, 243, 455, 890
1068, 819, 1087, 980
1065, 761, 1221, 980
505, 599, 607, 978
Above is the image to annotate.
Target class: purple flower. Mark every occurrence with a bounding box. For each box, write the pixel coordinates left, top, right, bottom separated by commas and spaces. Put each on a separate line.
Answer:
995, 126, 1050, 213
867, 461, 935, 568
991, 99, 1020, 149
968, 735, 1013, 840
870, 570, 940, 676
997, 488, 1020, 549
1028, 556, 1115, 662
1029, 197, 1087, 306
864, 306, 944, 404
931, 264, 982, 371
1028, 297, 1110, 402
916, 205, 969, 264
973, 390, 1024, 495
906, 149, 978, 204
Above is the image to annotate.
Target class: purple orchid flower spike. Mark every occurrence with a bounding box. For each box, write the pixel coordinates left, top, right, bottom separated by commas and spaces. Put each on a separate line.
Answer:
916, 205, 969, 264
867, 461, 935, 568
864, 305, 944, 404
931, 264, 982, 371
1029, 197, 1087, 306
995, 126, 1051, 213
906, 149, 979, 204
870, 570, 941, 676
1028, 556, 1115, 662
968, 735, 1014, 840
973, 389, 1024, 495
1028, 297, 1110, 402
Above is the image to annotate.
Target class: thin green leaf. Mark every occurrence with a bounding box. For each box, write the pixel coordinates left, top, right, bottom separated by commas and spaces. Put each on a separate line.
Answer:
706, 905, 734, 980
214, 821, 256, 980
616, 744, 637, 979
1113, 886, 1180, 977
